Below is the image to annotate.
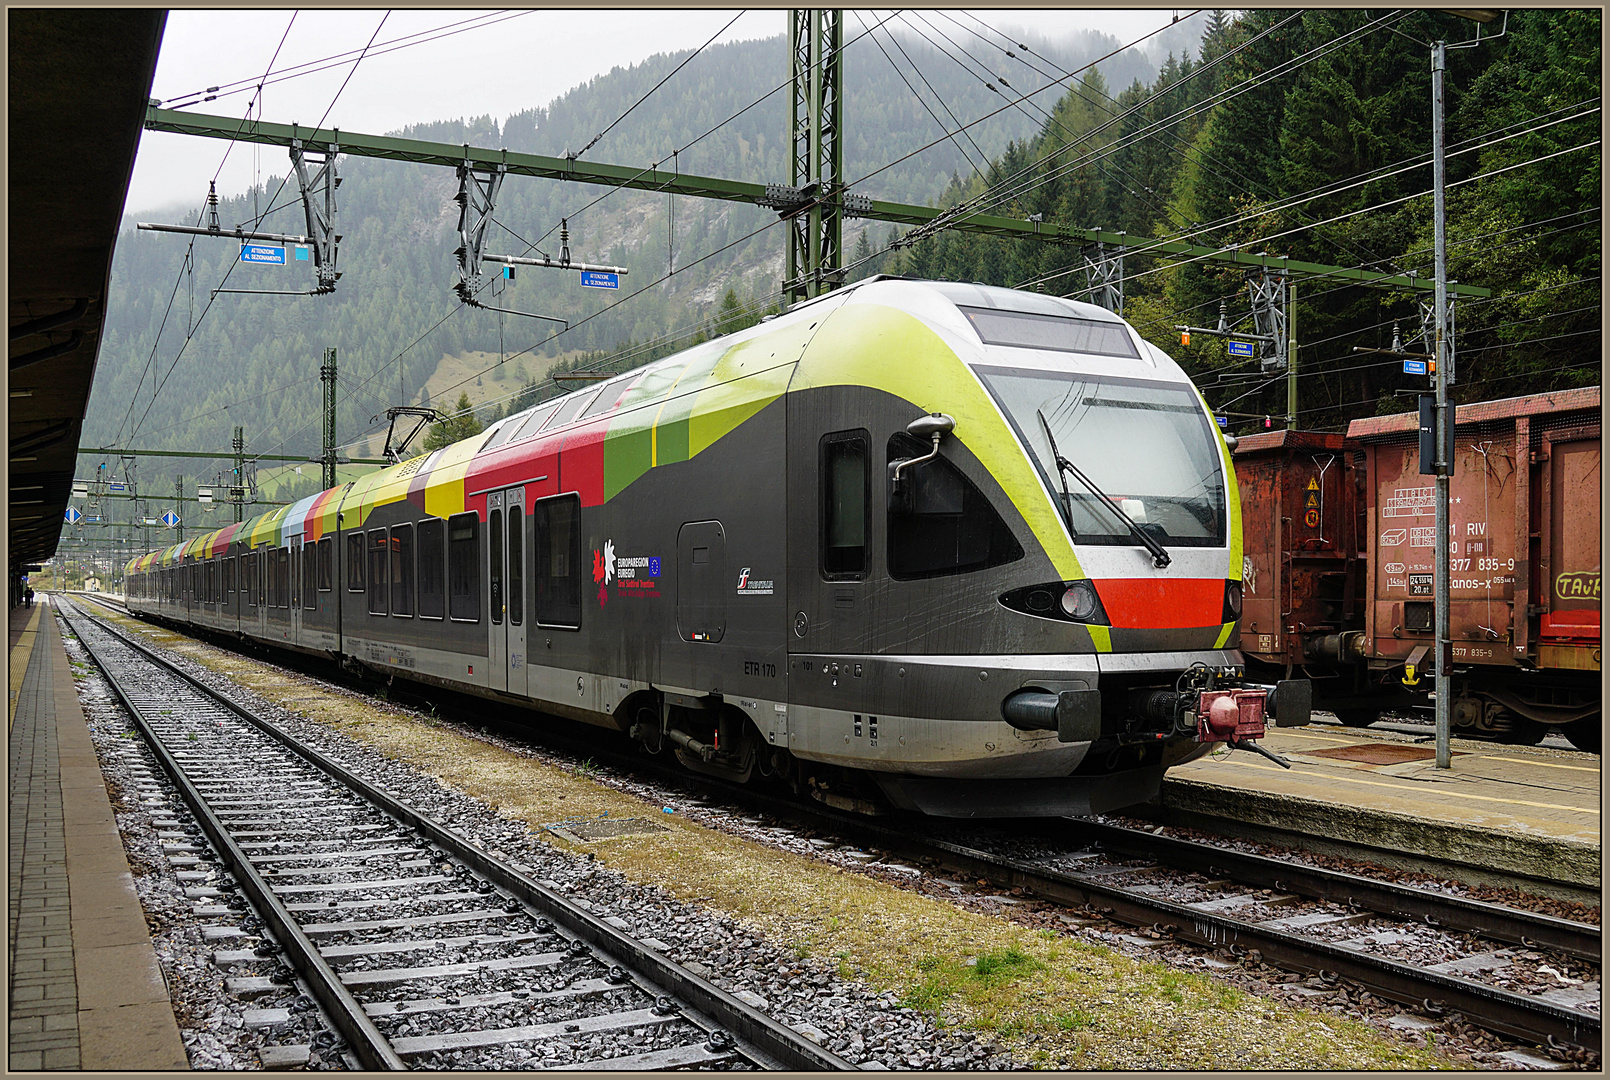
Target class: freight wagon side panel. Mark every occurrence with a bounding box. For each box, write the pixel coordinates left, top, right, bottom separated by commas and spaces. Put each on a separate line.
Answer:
1538, 435, 1601, 671
1231, 431, 1354, 666
1349, 387, 1601, 677
1360, 430, 1527, 667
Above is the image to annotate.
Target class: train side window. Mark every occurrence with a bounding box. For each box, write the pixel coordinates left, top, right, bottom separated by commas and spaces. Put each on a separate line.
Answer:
390, 524, 414, 617
346, 533, 365, 592
541, 388, 599, 432
489, 508, 504, 625
277, 549, 290, 607
820, 430, 870, 579
534, 494, 582, 629
512, 403, 560, 442
317, 537, 333, 592
580, 378, 626, 419
448, 512, 480, 622
417, 518, 445, 619
224, 557, 234, 600
886, 432, 1024, 580
507, 506, 524, 626
302, 542, 317, 610
367, 530, 389, 615
244, 553, 256, 609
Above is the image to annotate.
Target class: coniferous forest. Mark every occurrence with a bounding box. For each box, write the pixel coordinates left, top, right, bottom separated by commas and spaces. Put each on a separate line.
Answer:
83, 11, 1598, 513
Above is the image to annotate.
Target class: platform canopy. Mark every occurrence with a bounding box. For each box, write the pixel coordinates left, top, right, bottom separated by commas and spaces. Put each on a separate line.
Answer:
8, 10, 166, 576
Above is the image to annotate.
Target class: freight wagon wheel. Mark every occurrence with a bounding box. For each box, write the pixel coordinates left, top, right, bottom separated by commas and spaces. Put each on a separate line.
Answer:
1562, 718, 1601, 754
1333, 709, 1378, 728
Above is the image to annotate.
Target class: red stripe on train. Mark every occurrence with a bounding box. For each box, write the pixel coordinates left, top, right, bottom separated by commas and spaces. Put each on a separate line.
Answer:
1093, 577, 1224, 630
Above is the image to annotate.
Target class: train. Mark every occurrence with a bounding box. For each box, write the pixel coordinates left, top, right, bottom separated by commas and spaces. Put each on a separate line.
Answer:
122, 276, 1311, 819
1232, 386, 1601, 751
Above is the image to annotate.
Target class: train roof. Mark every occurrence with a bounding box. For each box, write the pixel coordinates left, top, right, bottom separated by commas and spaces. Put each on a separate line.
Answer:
126, 277, 1189, 571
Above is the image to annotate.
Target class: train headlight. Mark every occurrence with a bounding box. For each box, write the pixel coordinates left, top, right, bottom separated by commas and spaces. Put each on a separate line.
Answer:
1061, 580, 1101, 621
999, 580, 1110, 624
1223, 580, 1243, 621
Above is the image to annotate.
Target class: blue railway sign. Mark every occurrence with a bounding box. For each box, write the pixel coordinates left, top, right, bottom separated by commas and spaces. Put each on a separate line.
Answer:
161, 511, 181, 528
1227, 339, 1256, 358
241, 244, 286, 265
107, 481, 127, 493
64, 506, 82, 524
1403, 359, 1429, 375
580, 271, 620, 290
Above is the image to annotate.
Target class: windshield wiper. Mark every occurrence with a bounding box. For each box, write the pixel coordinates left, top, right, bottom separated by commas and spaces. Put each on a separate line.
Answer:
1037, 408, 1171, 569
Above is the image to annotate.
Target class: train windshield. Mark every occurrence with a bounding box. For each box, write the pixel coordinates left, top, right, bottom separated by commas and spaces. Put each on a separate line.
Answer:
976, 367, 1226, 547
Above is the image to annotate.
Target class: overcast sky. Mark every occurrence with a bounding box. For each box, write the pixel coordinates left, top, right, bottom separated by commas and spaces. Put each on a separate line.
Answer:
127, 8, 1205, 217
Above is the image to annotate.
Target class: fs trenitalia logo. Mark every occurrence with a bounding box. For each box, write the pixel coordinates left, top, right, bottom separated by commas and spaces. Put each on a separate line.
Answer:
735, 567, 774, 596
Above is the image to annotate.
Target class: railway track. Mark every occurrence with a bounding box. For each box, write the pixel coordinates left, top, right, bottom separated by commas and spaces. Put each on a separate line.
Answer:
663, 781, 1601, 1051
82, 595, 1600, 1056
878, 822, 1600, 1049
59, 598, 851, 1071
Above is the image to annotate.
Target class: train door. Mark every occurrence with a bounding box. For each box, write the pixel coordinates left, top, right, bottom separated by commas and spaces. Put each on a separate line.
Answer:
290, 537, 304, 641
676, 521, 727, 643
487, 489, 528, 693
785, 408, 877, 657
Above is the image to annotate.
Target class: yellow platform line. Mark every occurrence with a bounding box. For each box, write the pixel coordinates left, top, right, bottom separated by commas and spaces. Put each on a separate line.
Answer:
1477, 755, 1600, 774
1208, 760, 1600, 817
9, 603, 44, 731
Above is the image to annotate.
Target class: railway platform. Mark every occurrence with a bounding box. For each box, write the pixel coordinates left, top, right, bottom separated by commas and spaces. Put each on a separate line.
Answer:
1156, 720, 1601, 897
7, 598, 187, 1070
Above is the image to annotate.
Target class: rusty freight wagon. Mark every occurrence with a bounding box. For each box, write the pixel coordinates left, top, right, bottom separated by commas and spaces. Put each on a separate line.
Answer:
1234, 387, 1600, 750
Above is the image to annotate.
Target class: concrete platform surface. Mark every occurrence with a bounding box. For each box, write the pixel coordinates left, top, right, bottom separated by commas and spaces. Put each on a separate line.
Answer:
8, 599, 188, 1070
1160, 721, 1601, 891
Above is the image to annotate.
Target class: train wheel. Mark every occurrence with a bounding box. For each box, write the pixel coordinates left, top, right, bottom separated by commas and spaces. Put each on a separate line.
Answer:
1562, 718, 1601, 753
1333, 709, 1378, 728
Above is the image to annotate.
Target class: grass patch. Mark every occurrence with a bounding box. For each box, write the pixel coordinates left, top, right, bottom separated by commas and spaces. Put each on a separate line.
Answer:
904, 944, 1045, 1012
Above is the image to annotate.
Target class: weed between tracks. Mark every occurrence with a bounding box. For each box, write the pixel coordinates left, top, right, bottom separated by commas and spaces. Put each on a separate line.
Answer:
96, 609, 1456, 1070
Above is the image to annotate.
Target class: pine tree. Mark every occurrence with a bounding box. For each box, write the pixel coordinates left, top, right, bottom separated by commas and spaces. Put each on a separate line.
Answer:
715, 288, 745, 335
422, 391, 483, 452
850, 229, 874, 281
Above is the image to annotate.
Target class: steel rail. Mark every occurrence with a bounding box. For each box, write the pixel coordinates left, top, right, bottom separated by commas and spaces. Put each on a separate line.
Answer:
66, 600, 855, 1072
483, 743, 1604, 1047
60, 602, 407, 1070
1062, 821, 1600, 964
914, 834, 1599, 1047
